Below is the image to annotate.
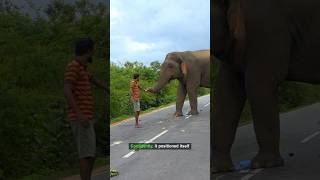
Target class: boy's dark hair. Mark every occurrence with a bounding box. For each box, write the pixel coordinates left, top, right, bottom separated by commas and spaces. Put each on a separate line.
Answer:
133, 73, 140, 79
75, 38, 95, 56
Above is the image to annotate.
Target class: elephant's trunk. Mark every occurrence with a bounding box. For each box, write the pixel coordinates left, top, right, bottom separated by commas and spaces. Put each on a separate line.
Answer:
150, 75, 170, 93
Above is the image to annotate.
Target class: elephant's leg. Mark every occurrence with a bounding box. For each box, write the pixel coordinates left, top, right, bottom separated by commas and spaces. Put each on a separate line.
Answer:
244, 37, 290, 170
212, 63, 246, 173
246, 75, 285, 168
186, 84, 199, 115
246, 71, 285, 169
175, 82, 187, 117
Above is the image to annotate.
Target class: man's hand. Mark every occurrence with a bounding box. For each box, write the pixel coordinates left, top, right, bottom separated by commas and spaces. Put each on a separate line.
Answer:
131, 97, 138, 103
77, 112, 89, 128
91, 76, 107, 91
145, 87, 154, 93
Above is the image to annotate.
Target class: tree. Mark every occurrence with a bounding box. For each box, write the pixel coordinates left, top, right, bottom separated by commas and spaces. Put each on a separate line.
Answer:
150, 61, 161, 72
0, 0, 18, 12
45, 0, 76, 24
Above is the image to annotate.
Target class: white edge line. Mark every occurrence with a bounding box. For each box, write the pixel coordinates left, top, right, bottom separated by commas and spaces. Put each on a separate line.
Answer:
215, 175, 225, 179
122, 130, 168, 158
240, 169, 263, 180
301, 131, 320, 143
110, 141, 123, 147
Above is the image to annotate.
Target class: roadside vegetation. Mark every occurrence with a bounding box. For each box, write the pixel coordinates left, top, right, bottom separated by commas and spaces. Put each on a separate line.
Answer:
0, 0, 108, 179
110, 61, 210, 123
211, 59, 320, 124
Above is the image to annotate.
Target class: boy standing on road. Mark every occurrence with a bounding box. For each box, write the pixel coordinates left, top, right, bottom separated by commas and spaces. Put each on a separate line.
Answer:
64, 38, 107, 180
130, 73, 146, 128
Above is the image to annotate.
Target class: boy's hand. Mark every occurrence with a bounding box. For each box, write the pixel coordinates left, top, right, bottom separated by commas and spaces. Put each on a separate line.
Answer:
77, 113, 89, 128
145, 87, 153, 93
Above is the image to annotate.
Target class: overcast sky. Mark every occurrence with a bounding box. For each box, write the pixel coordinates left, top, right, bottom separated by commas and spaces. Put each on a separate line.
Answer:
110, 0, 210, 65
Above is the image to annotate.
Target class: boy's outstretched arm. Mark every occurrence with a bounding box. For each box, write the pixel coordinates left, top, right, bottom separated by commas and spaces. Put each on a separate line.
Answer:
90, 76, 108, 91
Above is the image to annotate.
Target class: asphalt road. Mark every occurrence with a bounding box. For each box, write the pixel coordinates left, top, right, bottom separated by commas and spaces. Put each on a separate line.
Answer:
213, 103, 320, 180
92, 173, 108, 180
109, 95, 210, 180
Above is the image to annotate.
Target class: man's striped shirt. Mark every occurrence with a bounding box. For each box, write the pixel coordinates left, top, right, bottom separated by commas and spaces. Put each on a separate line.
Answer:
64, 59, 94, 121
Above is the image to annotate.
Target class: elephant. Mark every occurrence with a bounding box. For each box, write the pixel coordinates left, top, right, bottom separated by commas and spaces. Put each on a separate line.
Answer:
212, 0, 320, 173
147, 50, 210, 116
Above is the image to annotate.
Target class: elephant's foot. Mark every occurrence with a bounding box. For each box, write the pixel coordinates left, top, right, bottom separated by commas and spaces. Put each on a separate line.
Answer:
251, 152, 284, 169
174, 111, 183, 117
187, 110, 199, 115
212, 157, 234, 174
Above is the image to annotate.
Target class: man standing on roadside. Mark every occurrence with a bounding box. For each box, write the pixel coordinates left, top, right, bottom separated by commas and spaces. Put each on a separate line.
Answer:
130, 73, 146, 128
64, 38, 107, 180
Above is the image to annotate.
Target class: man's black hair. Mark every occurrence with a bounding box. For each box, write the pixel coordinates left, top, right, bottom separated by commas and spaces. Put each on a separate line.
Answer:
75, 38, 95, 56
133, 73, 140, 79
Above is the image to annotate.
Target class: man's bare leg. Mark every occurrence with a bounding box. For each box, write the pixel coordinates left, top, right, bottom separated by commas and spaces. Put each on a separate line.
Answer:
88, 157, 95, 178
135, 111, 140, 128
80, 158, 91, 180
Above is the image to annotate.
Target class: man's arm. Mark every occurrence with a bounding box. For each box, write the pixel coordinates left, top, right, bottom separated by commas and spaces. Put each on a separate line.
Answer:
129, 86, 133, 96
90, 76, 108, 91
64, 81, 88, 127
64, 81, 81, 115
138, 85, 146, 91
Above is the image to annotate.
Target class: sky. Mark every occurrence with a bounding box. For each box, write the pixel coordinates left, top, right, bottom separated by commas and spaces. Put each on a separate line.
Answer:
111, 0, 210, 65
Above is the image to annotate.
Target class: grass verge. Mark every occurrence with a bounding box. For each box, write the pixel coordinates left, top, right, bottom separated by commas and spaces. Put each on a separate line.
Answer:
19, 157, 108, 180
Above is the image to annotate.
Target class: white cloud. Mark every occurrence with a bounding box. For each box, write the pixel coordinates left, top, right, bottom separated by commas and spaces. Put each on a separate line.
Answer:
125, 38, 156, 53
110, 7, 122, 25
110, 0, 210, 64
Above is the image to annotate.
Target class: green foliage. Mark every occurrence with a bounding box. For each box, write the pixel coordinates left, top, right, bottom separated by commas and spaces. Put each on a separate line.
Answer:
278, 82, 320, 111
240, 82, 320, 123
0, 0, 107, 178
211, 59, 320, 124
110, 61, 210, 121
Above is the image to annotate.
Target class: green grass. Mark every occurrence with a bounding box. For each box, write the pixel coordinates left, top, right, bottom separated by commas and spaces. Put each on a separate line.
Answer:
238, 100, 320, 127
19, 157, 108, 180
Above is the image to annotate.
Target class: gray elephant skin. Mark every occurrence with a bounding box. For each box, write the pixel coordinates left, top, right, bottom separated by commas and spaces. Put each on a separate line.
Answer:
148, 50, 210, 116
212, 0, 320, 173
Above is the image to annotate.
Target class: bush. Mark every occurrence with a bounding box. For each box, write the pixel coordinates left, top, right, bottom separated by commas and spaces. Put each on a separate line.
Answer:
0, 0, 108, 178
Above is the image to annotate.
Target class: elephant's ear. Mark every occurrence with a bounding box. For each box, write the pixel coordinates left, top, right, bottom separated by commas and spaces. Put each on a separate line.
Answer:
228, 0, 245, 41
180, 62, 187, 77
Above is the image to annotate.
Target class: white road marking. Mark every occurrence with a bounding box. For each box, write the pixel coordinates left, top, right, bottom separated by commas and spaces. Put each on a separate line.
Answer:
203, 102, 210, 108
239, 169, 250, 173
145, 130, 168, 143
123, 151, 135, 158
185, 115, 192, 119
301, 131, 320, 143
214, 175, 224, 180
157, 121, 163, 124
122, 130, 168, 158
111, 141, 122, 147
240, 169, 263, 180
180, 129, 185, 132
